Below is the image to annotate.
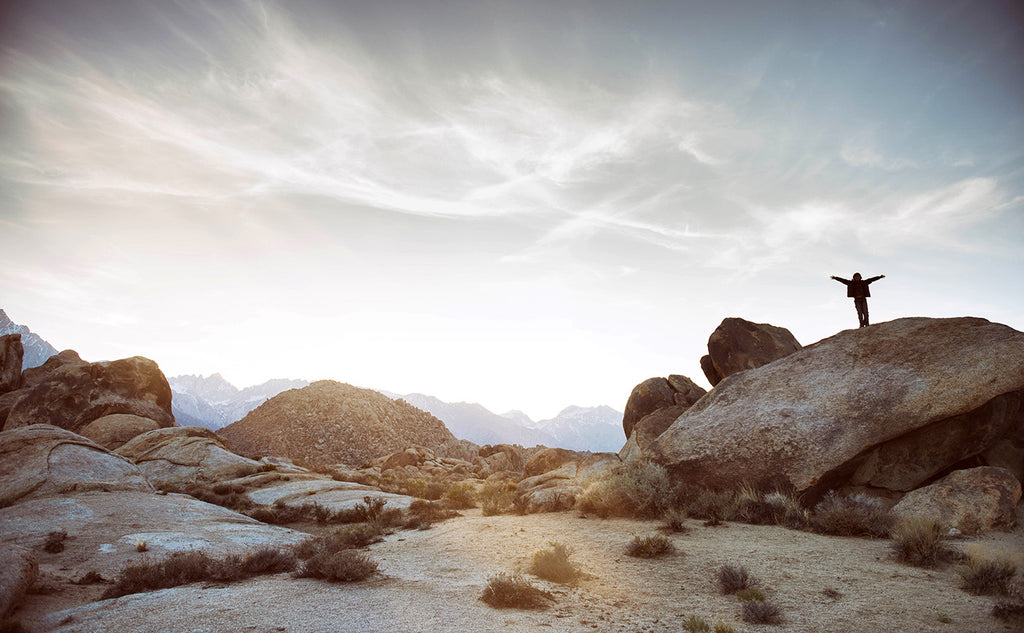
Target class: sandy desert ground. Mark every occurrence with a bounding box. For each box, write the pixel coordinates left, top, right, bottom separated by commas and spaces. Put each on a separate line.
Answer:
18, 505, 1024, 633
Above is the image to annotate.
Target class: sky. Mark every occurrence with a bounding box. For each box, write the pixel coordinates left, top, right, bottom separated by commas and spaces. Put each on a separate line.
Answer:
1, 0, 1022, 420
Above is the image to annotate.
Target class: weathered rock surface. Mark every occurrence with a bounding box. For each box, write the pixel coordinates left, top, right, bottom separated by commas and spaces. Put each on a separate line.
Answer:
648, 317, 1024, 495
79, 413, 162, 450
700, 317, 801, 386
242, 476, 415, 512
622, 375, 705, 439
219, 380, 458, 468
1, 354, 174, 433
619, 405, 688, 463
0, 544, 36, 618
116, 426, 262, 489
892, 467, 1022, 533
516, 452, 621, 512
0, 425, 152, 507
523, 447, 589, 478
0, 333, 23, 394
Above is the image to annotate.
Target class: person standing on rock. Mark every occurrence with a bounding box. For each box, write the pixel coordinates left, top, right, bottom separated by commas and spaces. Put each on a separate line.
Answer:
830, 272, 884, 328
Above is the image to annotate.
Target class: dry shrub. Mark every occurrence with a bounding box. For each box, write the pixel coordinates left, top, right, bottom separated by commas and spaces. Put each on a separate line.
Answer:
763, 490, 808, 529
399, 478, 447, 501
529, 542, 582, 584
742, 600, 784, 625
479, 573, 552, 609
811, 491, 892, 537
713, 621, 737, 633
296, 549, 378, 582
889, 516, 960, 568
735, 587, 767, 602
682, 614, 711, 632
688, 490, 737, 525
478, 481, 518, 516
406, 499, 459, 528
73, 570, 106, 585
576, 461, 673, 519
958, 550, 1018, 596
441, 482, 477, 509
293, 524, 383, 560
717, 564, 755, 594
626, 533, 675, 559
993, 596, 1024, 626
663, 507, 690, 533
102, 547, 300, 598
42, 530, 67, 554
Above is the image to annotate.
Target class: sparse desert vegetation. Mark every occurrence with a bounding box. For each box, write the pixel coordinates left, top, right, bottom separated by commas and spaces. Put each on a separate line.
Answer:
528, 542, 583, 584
479, 573, 553, 609
626, 533, 674, 558
889, 516, 961, 568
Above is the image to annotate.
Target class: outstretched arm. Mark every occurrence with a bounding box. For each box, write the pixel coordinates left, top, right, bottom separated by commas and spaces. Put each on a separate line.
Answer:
865, 275, 885, 284
830, 275, 850, 285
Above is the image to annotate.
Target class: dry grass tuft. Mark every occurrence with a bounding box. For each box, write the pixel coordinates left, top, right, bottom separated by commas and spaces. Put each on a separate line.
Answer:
441, 482, 478, 509
958, 549, 1018, 596
295, 549, 378, 582
529, 542, 583, 584
810, 491, 892, 537
626, 533, 675, 559
889, 516, 960, 568
742, 600, 784, 625
478, 481, 518, 516
479, 573, 553, 609
717, 563, 755, 594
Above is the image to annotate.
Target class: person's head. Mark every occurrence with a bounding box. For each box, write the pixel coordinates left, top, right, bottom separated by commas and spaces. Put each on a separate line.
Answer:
853, 272, 862, 280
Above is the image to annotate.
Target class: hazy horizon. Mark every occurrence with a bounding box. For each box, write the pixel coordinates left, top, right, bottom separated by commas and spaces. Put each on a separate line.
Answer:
2, 1, 1022, 420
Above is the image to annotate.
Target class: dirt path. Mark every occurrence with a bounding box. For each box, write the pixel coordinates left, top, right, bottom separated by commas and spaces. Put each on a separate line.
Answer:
33, 509, 1022, 633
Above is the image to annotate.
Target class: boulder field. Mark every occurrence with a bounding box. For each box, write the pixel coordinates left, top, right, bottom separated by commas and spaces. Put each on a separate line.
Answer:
645, 317, 1024, 497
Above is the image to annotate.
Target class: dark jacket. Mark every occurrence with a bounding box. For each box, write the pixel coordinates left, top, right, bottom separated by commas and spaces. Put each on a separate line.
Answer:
833, 276, 882, 298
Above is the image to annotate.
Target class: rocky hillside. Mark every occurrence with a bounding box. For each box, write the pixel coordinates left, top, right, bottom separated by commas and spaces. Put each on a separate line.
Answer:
169, 373, 309, 430
219, 380, 459, 468
0, 309, 58, 370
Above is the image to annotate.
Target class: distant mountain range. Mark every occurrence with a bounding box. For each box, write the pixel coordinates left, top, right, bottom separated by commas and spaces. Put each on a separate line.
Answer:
0, 308, 626, 452
0, 309, 59, 370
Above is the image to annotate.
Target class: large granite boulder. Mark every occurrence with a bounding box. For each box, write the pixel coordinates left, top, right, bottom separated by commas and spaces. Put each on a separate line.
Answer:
648, 317, 1024, 495
1, 354, 174, 433
892, 467, 1021, 534
0, 424, 153, 507
622, 375, 705, 439
115, 426, 262, 490
700, 317, 802, 387
79, 413, 163, 450
0, 333, 23, 394
0, 544, 36, 618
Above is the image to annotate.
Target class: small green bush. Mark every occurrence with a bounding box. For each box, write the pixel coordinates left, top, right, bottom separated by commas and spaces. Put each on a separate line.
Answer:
479, 573, 552, 609
958, 552, 1017, 596
529, 542, 582, 584
296, 549, 378, 582
742, 600, 784, 625
889, 516, 960, 568
811, 491, 892, 537
717, 564, 754, 594
626, 533, 674, 559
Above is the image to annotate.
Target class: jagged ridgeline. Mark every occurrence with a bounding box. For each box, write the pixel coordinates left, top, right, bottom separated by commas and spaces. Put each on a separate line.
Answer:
218, 380, 460, 468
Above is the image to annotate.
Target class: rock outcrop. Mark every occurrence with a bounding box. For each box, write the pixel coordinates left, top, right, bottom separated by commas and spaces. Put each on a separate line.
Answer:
516, 452, 621, 513
622, 375, 705, 439
0, 425, 153, 507
699, 317, 801, 386
0, 333, 23, 393
891, 466, 1021, 533
1, 354, 175, 433
116, 426, 262, 489
648, 317, 1024, 496
0, 544, 36, 618
219, 380, 459, 468
79, 413, 162, 450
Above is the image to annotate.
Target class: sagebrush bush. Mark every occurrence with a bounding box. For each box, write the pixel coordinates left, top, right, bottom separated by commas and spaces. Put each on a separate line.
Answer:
297, 549, 378, 582
626, 533, 675, 559
889, 516, 960, 568
958, 551, 1018, 596
406, 499, 459, 528
742, 600, 784, 625
717, 564, 754, 594
293, 524, 383, 560
576, 461, 673, 519
441, 482, 478, 509
479, 573, 552, 609
713, 621, 737, 633
735, 587, 767, 602
992, 596, 1024, 625
811, 491, 892, 537
478, 481, 518, 516
529, 542, 582, 584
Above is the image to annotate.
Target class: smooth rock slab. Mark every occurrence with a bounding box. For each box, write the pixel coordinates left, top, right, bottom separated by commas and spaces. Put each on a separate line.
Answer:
891, 466, 1022, 534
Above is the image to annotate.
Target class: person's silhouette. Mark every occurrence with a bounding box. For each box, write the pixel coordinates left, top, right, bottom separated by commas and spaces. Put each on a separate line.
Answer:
830, 272, 885, 327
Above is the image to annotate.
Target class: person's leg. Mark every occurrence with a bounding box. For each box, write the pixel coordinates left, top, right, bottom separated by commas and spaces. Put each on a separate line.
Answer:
855, 298, 868, 327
